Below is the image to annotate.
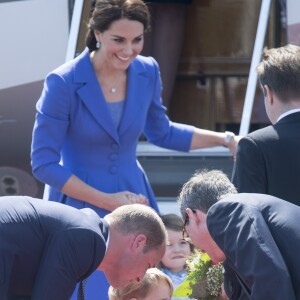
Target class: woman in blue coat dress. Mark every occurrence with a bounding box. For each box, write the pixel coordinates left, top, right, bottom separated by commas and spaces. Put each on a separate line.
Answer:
31, 1, 238, 299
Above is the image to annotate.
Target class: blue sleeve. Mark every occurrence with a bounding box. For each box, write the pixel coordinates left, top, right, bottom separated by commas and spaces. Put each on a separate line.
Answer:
207, 201, 296, 300
143, 57, 194, 152
31, 73, 73, 191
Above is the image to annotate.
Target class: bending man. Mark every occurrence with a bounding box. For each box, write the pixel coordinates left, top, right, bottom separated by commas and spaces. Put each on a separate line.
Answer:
178, 170, 300, 299
0, 197, 166, 300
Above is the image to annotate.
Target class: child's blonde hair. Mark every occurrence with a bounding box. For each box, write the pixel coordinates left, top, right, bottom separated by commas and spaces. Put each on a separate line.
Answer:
108, 268, 173, 300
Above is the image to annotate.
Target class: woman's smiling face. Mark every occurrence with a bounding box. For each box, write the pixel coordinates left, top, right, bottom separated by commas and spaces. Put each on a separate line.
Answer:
94, 18, 144, 71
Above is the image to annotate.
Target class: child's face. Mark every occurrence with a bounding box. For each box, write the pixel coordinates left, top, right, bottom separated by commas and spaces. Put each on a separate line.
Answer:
161, 229, 191, 273
140, 281, 171, 300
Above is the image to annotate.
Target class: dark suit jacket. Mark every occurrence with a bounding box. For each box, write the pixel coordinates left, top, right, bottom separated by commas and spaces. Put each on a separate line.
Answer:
207, 193, 300, 300
232, 112, 300, 206
0, 196, 108, 300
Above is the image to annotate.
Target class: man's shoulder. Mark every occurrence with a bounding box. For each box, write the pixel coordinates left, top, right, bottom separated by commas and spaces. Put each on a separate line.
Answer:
237, 125, 278, 151
246, 125, 275, 141
210, 193, 276, 212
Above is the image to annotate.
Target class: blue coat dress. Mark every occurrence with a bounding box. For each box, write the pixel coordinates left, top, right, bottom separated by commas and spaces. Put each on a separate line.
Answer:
31, 48, 194, 299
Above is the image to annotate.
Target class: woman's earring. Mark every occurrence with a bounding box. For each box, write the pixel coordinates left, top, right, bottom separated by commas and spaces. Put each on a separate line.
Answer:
96, 41, 100, 49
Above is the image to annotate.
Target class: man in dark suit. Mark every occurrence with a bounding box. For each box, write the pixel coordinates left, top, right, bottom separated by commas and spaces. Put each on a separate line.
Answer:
232, 44, 300, 206
178, 170, 300, 300
0, 197, 166, 300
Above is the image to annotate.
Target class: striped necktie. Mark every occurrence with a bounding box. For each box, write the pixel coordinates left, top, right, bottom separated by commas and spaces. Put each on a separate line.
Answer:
76, 218, 109, 300
77, 278, 87, 300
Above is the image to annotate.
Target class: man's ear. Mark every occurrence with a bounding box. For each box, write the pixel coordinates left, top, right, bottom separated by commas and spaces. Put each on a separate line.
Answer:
186, 208, 199, 226
264, 84, 274, 105
132, 234, 147, 253
262, 84, 267, 97
185, 208, 194, 219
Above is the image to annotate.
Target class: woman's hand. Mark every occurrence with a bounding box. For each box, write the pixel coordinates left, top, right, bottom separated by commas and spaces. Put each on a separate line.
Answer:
108, 191, 149, 210
226, 135, 242, 159
190, 128, 242, 160
61, 176, 149, 211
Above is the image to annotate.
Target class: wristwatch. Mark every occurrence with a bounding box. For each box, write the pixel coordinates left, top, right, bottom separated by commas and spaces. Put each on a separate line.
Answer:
224, 131, 235, 145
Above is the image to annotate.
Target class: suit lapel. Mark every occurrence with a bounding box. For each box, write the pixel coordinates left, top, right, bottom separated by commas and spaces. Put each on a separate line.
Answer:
118, 59, 149, 136
74, 49, 119, 142
73, 51, 149, 141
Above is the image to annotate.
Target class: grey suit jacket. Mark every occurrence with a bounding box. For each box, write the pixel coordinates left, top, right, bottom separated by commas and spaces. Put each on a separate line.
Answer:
0, 196, 108, 300
207, 193, 300, 300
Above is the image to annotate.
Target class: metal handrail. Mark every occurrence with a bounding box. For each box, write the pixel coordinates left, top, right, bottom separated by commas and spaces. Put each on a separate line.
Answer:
239, 0, 272, 136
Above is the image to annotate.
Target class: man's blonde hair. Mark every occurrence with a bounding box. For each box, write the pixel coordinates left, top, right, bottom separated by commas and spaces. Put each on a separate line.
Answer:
108, 268, 173, 300
107, 204, 167, 252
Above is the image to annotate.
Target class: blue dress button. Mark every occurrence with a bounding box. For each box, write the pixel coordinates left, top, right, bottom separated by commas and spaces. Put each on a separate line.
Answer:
110, 166, 117, 174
